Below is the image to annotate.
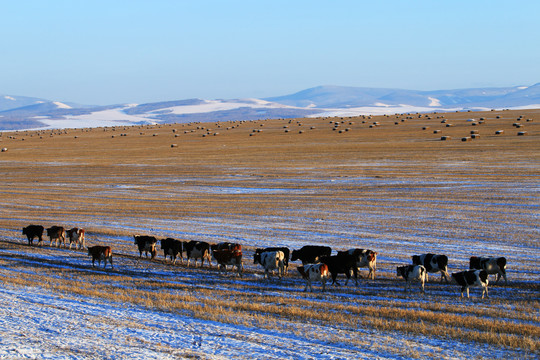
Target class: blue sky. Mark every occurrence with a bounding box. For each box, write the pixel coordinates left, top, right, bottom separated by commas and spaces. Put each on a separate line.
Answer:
2, 0, 539, 105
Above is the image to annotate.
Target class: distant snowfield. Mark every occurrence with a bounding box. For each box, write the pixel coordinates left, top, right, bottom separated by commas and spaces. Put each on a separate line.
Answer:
152, 98, 296, 115
29, 100, 540, 131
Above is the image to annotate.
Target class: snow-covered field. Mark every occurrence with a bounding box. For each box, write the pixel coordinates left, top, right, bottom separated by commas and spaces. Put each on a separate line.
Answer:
0, 109, 539, 359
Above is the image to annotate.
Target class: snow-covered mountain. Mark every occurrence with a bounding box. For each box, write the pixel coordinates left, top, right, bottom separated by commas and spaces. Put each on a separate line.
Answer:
1, 84, 539, 130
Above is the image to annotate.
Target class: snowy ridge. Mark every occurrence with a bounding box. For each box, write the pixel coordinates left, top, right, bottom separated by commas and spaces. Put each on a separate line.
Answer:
1, 83, 540, 130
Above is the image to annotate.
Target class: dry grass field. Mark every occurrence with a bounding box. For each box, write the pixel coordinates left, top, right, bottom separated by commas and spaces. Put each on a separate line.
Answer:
0, 108, 538, 359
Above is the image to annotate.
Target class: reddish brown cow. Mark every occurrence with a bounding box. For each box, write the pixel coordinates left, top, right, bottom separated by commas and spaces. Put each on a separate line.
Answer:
88, 246, 113, 269
212, 248, 243, 276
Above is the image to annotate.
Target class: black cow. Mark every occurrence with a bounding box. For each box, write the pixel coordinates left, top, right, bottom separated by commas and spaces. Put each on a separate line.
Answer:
451, 269, 489, 298
320, 253, 358, 286
291, 245, 332, 265
46, 226, 66, 247
22, 224, 44, 246
161, 238, 184, 264
469, 256, 507, 285
133, 235, 158, 259
254, 247, 290, 272
184, 240, 211, 267
411, 253, 450, 283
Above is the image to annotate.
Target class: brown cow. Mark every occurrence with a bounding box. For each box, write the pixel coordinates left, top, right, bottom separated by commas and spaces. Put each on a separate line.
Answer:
46, 226, 66, 247
212, 248, 243, 276
88, 246, 113, 269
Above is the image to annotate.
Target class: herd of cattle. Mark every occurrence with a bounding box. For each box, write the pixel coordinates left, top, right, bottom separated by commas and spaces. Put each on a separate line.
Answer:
21, 224, 508, 299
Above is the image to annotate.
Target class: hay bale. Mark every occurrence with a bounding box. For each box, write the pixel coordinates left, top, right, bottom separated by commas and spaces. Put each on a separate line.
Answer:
440, 136, 451, 141
517, 131, 528, 136
422, 126, 429, 130
461, 137, 471, 142
471, 134, 480, 139
470, 130, 479, 134
445, 124, 453, 127
495, 130, 504, 135
171, 144, 178, 148
433, 130, 441, 134
1, 148, 7, 152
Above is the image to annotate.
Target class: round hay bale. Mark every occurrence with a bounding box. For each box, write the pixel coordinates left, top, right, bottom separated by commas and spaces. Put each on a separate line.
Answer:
461, 137, 471, 142
422, 126, 429, 130
526, 118, 533, 122
433, 130, 441, 134
299, 130, 304, 134
445, 124, 453, 127
284, 129, 289, 133
440, 136, 451, 141
470, 130, 479, 134
517, 131, 528, 136
1, 148, 7, 152
495, 130, 504, 135
171, 144, 178, 148
471, 134, 480, 139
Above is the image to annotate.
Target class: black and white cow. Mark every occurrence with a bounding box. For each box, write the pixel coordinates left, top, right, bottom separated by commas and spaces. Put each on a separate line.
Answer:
469, 256, 507, 285
338, 248, 377, 279
451, 269, 489, 298
297, 263, 329, 292
291, 245, 332, 265
254, 250, 285, 279
22, 224, 44, 246
253, 247, 290, 273
411, 253, 450, 283
396, 265, 427, 293
184, 240, 211, 267
133, 235, 158, 259
160, 238, 184, 264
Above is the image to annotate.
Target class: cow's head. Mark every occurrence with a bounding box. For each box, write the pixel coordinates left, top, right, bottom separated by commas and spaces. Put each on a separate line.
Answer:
253, 250, 262, 264
396, 265, 407, 278
291, 249, 299, 261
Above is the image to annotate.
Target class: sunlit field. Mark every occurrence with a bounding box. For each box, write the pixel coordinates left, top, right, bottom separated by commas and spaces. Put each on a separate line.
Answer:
0, 109, 538, 359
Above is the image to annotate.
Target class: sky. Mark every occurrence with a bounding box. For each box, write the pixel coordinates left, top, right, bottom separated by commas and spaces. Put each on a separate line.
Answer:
1, 0, 539, 105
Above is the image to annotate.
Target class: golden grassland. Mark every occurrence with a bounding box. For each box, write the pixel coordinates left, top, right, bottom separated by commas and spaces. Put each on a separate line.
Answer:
0, 108, 539, 356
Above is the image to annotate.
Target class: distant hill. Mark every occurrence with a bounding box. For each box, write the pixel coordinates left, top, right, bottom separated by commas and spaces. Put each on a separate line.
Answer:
1, 84, 539, 131
264, 84, 540, 108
